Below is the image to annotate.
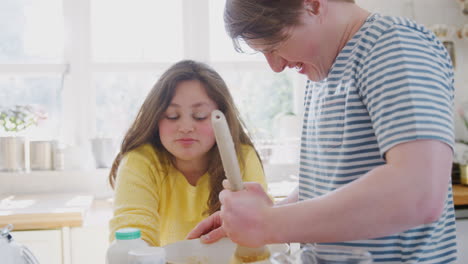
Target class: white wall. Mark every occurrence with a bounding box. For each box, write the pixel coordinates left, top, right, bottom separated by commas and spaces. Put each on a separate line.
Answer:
357, 0, 468, 141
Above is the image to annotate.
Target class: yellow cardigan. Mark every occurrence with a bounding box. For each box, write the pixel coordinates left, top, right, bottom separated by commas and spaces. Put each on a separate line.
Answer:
109, 143, 267, 246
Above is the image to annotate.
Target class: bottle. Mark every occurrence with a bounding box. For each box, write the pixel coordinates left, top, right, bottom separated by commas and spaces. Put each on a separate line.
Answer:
128, 247, 166, 264
106, 228, 148, 264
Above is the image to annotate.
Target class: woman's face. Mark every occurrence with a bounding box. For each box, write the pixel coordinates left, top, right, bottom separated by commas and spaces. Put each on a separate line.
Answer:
158, 80, 218, 165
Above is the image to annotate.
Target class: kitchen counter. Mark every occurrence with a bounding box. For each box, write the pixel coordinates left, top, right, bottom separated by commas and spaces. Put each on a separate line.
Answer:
270, 181, 468, 206
0, 193, 95, 230
1, 195, 112, 264
454, 184, 468, 206
1, 183, 466, 231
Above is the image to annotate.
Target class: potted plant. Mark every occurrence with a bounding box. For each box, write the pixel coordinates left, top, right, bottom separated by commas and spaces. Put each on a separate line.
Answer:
0, 105, 47, 172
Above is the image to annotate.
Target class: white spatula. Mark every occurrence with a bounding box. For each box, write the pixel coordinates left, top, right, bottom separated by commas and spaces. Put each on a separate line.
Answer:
211, 110, 270, 263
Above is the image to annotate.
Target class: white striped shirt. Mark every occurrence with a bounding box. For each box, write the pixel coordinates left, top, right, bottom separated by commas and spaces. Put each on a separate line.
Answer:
300, 14, 457, 263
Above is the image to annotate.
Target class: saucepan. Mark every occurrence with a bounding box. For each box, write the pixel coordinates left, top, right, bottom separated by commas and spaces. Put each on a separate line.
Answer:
163, 238, 289, 264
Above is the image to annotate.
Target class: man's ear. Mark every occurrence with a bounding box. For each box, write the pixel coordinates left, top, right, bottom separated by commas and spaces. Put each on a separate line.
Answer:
304, 0, 328, 23
304, 0, 321, 15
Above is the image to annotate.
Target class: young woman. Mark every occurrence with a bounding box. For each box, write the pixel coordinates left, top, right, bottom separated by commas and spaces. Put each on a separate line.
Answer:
108, 60, 267, 247
188, 0, 457, 263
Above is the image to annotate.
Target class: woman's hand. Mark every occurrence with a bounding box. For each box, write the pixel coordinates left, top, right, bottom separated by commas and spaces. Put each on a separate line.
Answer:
186, 211, 226, 243
187, 181, 274, 246
219, 181, 274, 247
274, 186, 299, 206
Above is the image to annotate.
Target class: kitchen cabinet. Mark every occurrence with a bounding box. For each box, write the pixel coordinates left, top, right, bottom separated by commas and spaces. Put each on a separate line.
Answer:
2, 195, 111, 264
11, 226, 110, 264
70, 226, 110, 264
11, 229, 64, 264
457, 219, 468, 263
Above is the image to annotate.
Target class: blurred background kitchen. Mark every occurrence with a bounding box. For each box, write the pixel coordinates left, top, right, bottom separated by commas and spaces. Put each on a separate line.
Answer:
0, 0, 467, 263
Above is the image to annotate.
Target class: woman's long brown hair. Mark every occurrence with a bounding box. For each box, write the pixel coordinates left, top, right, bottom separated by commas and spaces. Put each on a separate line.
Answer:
108, 60, 261, 215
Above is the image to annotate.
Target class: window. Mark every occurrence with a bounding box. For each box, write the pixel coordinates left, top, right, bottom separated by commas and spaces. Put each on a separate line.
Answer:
208, 0, 263, 62
218, 69, 302, 163
0, 0, 64, 63
208, 0, 303, 163
0, 75, 62, 139
90, 0, 183, 139
94, 72, 160, 139
91, 0, 183, 62
0, 0, 65, 140
1, 0, 303, 164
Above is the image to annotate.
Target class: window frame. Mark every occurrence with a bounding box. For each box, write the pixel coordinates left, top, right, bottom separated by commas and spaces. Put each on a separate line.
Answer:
1, 0, 305, 146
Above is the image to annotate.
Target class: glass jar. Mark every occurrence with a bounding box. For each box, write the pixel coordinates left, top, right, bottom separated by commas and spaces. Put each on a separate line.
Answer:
270, 245, 372, 264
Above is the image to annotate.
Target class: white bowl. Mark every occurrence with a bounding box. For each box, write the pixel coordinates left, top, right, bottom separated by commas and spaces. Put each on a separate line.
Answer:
164, 238, 289, 264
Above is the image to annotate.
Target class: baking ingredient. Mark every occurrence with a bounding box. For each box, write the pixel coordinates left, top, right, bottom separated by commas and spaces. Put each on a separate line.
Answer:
230, 249, 271, 263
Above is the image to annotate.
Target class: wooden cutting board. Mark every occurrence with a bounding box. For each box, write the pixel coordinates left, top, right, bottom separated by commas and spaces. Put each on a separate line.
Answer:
453, 184, 468, 206
0, 193, 93, 230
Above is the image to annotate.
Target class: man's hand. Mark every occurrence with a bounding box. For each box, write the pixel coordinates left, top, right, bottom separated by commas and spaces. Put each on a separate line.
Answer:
187, 181, 274, 246
219, 182, 274, 247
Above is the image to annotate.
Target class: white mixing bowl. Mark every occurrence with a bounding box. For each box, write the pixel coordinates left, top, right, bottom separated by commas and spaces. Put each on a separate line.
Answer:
164, 238, 289, 264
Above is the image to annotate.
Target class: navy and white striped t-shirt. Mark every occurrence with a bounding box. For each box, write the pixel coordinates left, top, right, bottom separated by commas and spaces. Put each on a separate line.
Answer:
299, 14, 457, 263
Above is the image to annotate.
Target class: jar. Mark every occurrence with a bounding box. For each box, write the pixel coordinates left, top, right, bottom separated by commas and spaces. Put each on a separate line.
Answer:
52, 141, 65, 171
270, 245, 372, 264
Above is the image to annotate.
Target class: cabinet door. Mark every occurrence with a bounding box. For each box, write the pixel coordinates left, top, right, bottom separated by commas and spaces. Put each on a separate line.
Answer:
457, 219, 468, 263
71, 226, 110, 264
11, 229, 63, 264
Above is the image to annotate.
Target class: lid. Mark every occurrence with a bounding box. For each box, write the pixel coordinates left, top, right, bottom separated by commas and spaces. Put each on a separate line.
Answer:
115, 228, 141, 240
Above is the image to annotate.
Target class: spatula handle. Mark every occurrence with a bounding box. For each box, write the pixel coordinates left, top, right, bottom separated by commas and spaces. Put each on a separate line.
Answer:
212, 110, 271, 263
211, 110, 244, 191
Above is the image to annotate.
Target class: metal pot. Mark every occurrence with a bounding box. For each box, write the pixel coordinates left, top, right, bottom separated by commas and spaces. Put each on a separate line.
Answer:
91, 138, 119, 168
29, 141, 52, 170
0, 136, 29, 172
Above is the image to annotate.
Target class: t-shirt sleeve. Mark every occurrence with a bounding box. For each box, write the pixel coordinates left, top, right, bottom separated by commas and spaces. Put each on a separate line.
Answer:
108, 149, 161, 246
358, 24, 455, 158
